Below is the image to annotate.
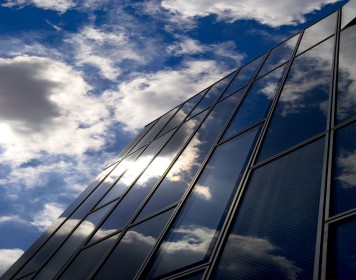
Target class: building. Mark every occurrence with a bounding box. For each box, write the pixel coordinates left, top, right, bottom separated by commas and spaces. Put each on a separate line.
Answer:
2, 1, 356, 279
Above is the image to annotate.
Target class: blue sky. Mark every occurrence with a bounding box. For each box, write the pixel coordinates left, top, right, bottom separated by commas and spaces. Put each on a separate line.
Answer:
0, 0, 348, 274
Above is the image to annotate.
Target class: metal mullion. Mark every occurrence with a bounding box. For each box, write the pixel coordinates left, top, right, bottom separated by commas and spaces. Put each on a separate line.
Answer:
135, 53, 269, 280
295, 33, 335, 58
326, 208, 356, 224
320, 8, 342, 279
204, 30, 304, 280
333, 115, 356, 130
9, 159, 124, 280
161, 264, 208, 280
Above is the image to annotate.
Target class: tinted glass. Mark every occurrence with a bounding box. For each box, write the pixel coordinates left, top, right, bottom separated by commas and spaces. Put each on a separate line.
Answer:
258, 35, 298, 78
136, 90, 244, 221
222, 66, 285, 141
34, 204, 113, 279
331, 122, 356, 215
341, 1, 356, 30
174, 270, 204, 280
258, 37, 334, 162
297, 12, 337, 54
148, 126, 261, 279
221, 55, 265, 99
213, 138, 325, 280
189, 72, 236, 117
90, 114, 205, 242
93, 209, 174, 280
336, 25, 356, 124
327, 218, 356, 279
131, 107, 179, 152
157, 94, 203, 138
109, 120, 156, 165
95, 131, 174, 209
60, 234, 118, 280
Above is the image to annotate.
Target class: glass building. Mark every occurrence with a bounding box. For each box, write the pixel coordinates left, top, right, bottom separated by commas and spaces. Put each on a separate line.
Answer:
2, 2, 356, 279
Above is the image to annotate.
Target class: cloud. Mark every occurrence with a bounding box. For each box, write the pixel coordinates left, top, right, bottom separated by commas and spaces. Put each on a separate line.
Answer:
161, 0, 341, 27
0, 249, 24, 277
193, 184, 212, 201
0, 55, 109, 165
101, 59, 229, 132
1, 0, 76, 13
0, 215, 26, 224
30, 203, 65, 231
336, 150, 356, 188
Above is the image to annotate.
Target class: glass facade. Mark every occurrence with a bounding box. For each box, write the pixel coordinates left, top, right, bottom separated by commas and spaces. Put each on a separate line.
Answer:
3, 3, 356, 280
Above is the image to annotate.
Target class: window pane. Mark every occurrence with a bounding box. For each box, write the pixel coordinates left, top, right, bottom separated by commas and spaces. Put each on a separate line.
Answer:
221, 56, 265, 99
147, 126, 261, 279
131, 107, 179, 152
257, 36, 333, 162
213, 138, 325, 280
90, 113, 206, 242
341, 1, 356, 30
93, 209, 174, 280
34, 203, 113, 279
60, 234, 118, 280
109, 120, 156, 165
331, 121, 356, 215
136, 89, 244, 221
189, 72, 236, 117
222, 66, 285, 141
174, 270, 204, 280
157, 94, 202, 138
95, 130, 174, 209
336, 25, 356, 124
258, 35, 299, 78
327, 218, 356, 280
297, 12, 337, 54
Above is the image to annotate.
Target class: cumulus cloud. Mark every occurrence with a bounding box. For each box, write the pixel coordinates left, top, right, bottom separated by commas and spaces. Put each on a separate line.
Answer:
161, 0, 341, 27
0, 249, 24, 277
1, 0, 76, 13
0, 55, 109, 165
336, 151, 356, 188
64, 26, 145, 80
101, 59, 229, 132
0, 215, 26, 224
30, 203, 65, 231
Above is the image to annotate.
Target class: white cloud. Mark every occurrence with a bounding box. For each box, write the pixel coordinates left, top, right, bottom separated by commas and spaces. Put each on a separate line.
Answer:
30, 203, 65, 231
0, 215, 26, 224
167, 38, 207, 56
65, 26, 144, 80
161, 0, 341, 27
1, 0, 76, 13
336, 150, 356, 188
0, 249, 24, 277
193, 184, 212, 201
101, 59, 229, 132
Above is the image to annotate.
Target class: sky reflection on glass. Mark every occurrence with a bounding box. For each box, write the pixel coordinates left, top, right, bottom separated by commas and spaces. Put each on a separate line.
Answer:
136, 89, 244, 221
222, 65, 285, 141
332, 121, 356, 215
90, 114, 205, 242
213, 138, 325, 280
148, 126, 260, 278
341, 1, 356, 29
258, 36, 333, 162
336, 24, 356, 124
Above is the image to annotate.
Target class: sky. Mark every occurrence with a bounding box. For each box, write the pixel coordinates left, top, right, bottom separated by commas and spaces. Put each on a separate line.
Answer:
0, 0, 348, 275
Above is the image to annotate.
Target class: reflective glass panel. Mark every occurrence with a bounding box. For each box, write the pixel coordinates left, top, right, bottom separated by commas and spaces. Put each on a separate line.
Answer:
34, 203, 113, 279
60, 234, 118, 280
297, 12, 337, 54
189, 72, 236, 117
222, 66, 285, 141
331, 121, 356, 215
95, 131, 174, 209
157, 94, 203, 138
213, 138, 325, 280
336, 25, 356, 124
258, 35, 298, 78
93, 209, 174, 280
258, 37, 333, 162
341, 1, 356, 30
221, 55, 265, 99
90, 114, 205, 242
109, 120, 156, 165
327, 218, 356, 280
148, 126, 261, 279
174, 270, 204, 280
136, 90, 244, 221
131, 107, 179, 152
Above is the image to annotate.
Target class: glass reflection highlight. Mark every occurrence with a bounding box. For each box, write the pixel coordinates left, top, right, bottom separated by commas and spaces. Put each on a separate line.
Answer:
148, 126, 260, 278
